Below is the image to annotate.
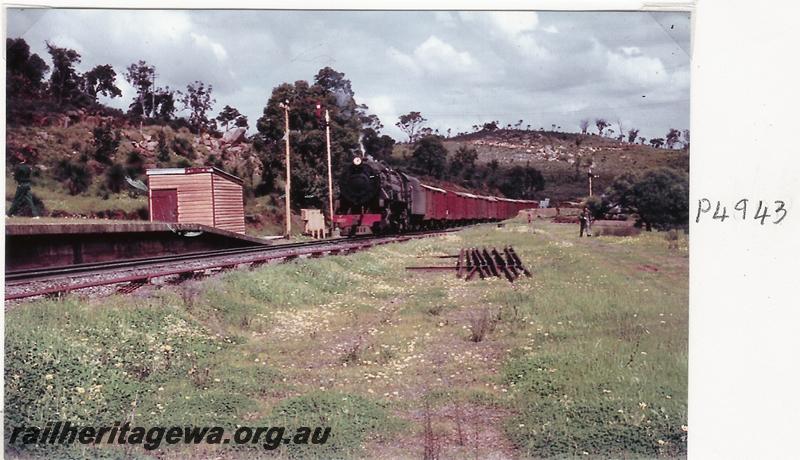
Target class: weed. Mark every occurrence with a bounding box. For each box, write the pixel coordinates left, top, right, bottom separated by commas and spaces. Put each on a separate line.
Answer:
467, 308, 496, 342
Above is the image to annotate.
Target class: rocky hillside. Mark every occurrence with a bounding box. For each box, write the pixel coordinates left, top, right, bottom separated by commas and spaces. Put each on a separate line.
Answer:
397, 129, 689, 203
5, 114, 275, 227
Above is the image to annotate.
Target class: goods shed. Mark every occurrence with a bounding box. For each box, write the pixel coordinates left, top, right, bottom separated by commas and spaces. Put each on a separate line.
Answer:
146, 167, 245, 234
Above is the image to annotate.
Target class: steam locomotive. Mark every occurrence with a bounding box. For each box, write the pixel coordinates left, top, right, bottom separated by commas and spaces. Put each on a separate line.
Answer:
333, 156, 538, 235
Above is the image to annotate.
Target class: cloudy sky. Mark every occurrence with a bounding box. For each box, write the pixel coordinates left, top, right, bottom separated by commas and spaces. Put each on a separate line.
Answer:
7, 8, 690, 140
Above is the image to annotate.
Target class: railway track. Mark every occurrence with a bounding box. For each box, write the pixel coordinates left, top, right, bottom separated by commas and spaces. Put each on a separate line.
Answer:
4, 228, 460, 301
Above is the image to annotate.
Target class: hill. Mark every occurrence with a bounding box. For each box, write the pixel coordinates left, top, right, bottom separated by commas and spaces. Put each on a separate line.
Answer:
4, 117, 299, 236
394, 129, 689, 203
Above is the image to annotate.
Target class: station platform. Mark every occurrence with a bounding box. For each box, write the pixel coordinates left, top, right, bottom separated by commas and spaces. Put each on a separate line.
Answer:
5, 220, 270, 271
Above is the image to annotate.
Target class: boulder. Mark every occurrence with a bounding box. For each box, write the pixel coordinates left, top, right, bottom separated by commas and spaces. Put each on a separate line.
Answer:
222, 127, 246, 144
145, 141, 158, 151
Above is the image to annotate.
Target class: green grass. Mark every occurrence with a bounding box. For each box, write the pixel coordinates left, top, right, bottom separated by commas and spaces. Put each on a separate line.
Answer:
5, 220, 687, 458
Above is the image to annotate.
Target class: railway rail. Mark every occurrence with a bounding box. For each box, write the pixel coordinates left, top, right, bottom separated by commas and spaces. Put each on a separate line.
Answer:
4, 228, 461, 301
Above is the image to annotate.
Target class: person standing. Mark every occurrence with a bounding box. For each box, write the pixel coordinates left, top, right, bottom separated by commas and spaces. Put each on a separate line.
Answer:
579, 207, 593, 237
8, 159, 40, 217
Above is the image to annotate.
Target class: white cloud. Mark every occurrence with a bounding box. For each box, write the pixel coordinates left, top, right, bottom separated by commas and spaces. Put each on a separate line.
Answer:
620, 46, 642, 56
387, 36, 479, 78
543, 25, 559, 34
488, 12, 539, 37
360, 95, 397, 129
190, 32, 228, 61
387, 46, 422, 76
413, 36, 478, 75
606, 49, 669, 88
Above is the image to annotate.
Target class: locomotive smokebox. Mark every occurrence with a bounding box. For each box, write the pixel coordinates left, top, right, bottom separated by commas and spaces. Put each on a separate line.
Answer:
339, 160, 378, 207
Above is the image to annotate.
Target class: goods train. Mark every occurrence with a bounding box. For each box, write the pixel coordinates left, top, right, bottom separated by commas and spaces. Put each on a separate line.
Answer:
333, 156, 538, 235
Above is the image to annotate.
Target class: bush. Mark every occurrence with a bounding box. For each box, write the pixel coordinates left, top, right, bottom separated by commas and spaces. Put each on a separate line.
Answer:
157, 129, 170, 162
54, 159, 92, 195
498, 165, 545, 199
583, 195, 610, 219
92, 125, 119, 164
172, 136, 195, 159
105, 163, 127, 193
606, 168, 689, 230
412, 135, 447, 178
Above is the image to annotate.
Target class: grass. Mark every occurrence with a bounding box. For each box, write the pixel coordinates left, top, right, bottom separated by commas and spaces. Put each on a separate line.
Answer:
4, 219, 688, 458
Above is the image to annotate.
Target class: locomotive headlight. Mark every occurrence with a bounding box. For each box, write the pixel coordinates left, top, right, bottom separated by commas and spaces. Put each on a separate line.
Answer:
353, 157, 362, 166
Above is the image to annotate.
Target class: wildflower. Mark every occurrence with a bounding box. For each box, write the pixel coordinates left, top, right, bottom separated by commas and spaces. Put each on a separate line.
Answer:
657, 439, 666, 445
681, 425, 688, 432
45, 374, 54, 380
639, 402, 648, 409
76, 387, 86, 394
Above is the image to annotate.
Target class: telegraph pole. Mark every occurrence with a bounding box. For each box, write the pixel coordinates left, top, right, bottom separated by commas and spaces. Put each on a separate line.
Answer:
587, 168, 598, 196
324, 109, 334, 230
281, 100, 291, 237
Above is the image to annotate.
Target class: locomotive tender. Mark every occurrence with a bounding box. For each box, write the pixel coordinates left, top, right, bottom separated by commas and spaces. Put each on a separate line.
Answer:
333, 156, 538, 235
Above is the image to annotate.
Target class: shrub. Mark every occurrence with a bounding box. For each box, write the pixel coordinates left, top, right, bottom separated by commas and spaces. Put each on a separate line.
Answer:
467, 308, 496, 342
583, 195, 610, 219
92, 125, 119, 164
172, 136, 195, 159
606, 168, 689, 230
54, 159, 92, 195
105, 163, 127, 193
157, 129, 170, 162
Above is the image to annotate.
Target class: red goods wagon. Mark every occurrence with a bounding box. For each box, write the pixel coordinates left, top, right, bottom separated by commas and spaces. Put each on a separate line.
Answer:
478, 196, 488, 220
502, 198, 513, 219
421, 184, 448, 220
495, 198, 507, 219
485, 196, 498, 220
445, 189, 460, 221
464, 193, 478, 220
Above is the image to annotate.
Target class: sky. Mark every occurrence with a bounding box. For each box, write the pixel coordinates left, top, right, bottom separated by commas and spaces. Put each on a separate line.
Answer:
6, 8, 690, 141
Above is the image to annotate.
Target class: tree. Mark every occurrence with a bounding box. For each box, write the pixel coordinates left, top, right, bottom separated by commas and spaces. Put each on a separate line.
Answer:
682, 129, 690, 150
666, 128, 681, 149
362, 127, 395, 161
595, 119, 609, 136
396, 111, 427, 142
579, 119, 590, 134
482, 121, 499, 132
583, 195, 611, 219
605, 168, 689, 230
449, 145, 479, 177
153, 87, 177, 121
235, 115, 249, 130
180, 81, 216, 134
649, 138, 665, 148
157, 130, 170, 162
638, 136, 646, 145
314, 66, 354, 97
627, 128, 640, 144
216, 105, 243, 131
499, 165, 545, 199
46, 42, 83, 106
6, 38, 49, 97
125, 61, 156, 118
92, 125, 120, 164
83, 64, 122, 101
254, 67, 364, 202
412, 135, 447, 178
